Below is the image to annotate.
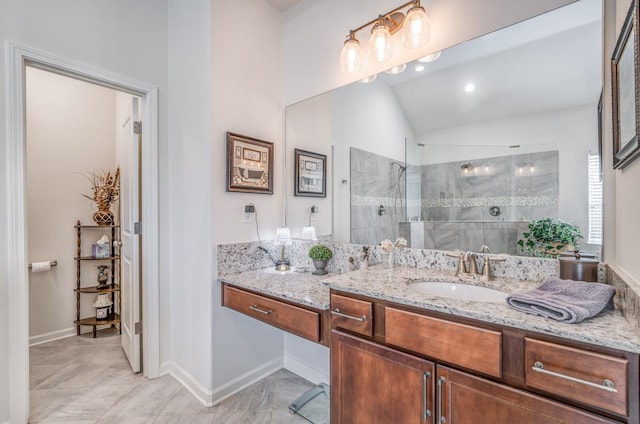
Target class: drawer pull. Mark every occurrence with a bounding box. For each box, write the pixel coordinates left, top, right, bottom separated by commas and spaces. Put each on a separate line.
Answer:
331, 308, 367, 322
532, 361, 618, 393
423, 371, 432, 420
437, 376, 446, 423
249, 305, 272, 315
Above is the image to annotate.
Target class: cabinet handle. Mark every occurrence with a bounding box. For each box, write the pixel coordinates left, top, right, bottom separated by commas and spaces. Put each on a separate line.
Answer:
331, 308, 367, 322
423, 371, 432, 421
437, 376, 446, 423
532, 361, 618, 393
249, 305, 272, 315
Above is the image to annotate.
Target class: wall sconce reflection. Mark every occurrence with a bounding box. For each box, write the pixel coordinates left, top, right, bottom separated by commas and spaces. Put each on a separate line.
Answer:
515, 162, 536, 176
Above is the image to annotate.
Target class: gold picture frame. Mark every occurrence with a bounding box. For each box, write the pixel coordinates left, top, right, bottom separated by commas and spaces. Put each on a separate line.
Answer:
226, 132, 274, 194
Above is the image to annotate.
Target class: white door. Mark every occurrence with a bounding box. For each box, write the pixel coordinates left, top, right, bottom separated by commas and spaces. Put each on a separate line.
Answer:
116, 94, 141, 372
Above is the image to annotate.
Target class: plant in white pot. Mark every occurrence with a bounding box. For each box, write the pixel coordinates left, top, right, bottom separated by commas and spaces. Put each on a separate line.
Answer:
309, 244, 332, 275
517, 218, 584, 258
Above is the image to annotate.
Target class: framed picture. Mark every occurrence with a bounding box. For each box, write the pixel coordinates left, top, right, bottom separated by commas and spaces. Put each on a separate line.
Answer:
612, 0, 640, 169
226, 132, 274, 194
294, 148, 326, 197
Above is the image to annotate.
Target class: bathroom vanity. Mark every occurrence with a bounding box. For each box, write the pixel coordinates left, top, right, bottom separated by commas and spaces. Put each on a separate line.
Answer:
219, 265, 640, 424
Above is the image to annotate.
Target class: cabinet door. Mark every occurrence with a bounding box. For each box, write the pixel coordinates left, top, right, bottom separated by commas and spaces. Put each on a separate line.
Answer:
437, 366, 620, 424
331, 330, 434, 424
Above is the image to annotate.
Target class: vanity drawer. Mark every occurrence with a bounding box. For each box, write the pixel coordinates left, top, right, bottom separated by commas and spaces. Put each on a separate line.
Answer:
223, 285, 320, 342
524, 338, 628, 416
385, 307, 502, 378
330, 293, 373, 337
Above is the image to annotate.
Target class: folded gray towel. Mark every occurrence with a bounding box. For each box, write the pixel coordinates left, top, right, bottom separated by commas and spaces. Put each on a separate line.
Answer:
506, 277, 616, 323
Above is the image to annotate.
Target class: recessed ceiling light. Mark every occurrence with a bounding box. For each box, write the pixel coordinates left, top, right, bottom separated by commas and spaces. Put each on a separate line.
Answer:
417, 51, 442, 63
415, 64, 425, 72
464, 83, 475, 93
385, 63, 407, 75
358, 74, 377, 83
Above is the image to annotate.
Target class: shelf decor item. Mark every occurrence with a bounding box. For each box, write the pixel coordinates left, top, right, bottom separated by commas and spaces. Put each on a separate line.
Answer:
517, 218, 584, 258
82, 168, 120, 225
309, 244, 333, 275
93, 293, 113, 320
96, 265, 109, 289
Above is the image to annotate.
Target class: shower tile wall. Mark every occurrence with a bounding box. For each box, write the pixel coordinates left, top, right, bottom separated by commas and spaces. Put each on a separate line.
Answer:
421, 151, 559, 222
399, 221, 531, 255
350, 147, 406, 245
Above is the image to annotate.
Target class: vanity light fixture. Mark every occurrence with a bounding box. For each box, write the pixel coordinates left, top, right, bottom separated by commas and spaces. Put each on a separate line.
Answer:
515, 162, 536, 176
464, 83, 476, 93
385, 63, 407, 75
340, 0, 431, 73
358, 74, 378, 83
274, 226, 292, 271
417, 50, 441, 63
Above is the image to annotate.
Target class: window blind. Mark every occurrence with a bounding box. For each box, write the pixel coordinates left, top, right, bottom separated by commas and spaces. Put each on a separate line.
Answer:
587, 152, 602, 244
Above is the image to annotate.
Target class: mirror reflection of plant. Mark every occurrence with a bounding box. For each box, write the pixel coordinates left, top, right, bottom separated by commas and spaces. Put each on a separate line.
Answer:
308, 244, 333, 261
517, 218, 583, 258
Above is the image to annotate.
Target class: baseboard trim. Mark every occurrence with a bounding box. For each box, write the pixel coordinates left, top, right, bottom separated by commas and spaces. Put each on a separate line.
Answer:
163, 358, 283, 407
210, 358, 283, 406
284, 354, 329, 385
29, 327, 76, 347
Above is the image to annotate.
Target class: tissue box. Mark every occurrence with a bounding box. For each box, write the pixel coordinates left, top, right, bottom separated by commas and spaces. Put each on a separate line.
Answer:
92, 243, 110, 259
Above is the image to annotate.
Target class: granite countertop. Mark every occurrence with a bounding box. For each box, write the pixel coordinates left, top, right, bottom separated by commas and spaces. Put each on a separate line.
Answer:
219, 267, 332, 310
219, 266, 640, 354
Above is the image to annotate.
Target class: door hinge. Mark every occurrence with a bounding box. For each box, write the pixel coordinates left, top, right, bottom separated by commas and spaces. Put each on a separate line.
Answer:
134, 222, 142, 235
134, 121, 142, 135
135, 321, 142, 335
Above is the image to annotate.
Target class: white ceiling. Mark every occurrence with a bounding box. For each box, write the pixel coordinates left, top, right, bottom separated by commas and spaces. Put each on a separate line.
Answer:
375, 0, 602, 135
264, 0, 302, 12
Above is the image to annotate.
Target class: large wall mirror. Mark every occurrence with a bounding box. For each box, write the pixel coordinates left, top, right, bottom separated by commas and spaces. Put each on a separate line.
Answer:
285, 0, 602, 256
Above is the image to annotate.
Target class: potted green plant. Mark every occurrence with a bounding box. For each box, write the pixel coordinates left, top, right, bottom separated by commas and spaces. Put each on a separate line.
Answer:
517, 218, 584, 258
308, 244, 333, 275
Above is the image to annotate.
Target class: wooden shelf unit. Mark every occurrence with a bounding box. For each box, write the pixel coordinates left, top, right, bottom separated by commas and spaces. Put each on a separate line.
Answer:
74, 221, 121, 338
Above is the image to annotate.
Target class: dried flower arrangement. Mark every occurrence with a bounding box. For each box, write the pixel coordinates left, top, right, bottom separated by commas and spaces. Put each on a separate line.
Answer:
82, 168, 120, 225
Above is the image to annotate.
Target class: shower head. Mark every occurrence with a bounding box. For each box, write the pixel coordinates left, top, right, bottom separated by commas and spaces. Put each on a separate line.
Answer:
391, 161, 406, 172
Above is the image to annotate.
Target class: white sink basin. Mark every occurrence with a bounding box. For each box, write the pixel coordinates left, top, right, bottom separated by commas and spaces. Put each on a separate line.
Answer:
408, 281, 508, 303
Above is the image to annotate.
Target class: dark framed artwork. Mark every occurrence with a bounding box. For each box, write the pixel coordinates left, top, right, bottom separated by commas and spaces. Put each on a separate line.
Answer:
612, 0, 640, 169
226, 132, 274, 194
294, 148, 326, 197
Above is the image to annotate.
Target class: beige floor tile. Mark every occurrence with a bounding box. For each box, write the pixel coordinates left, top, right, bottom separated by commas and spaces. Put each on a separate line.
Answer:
154, 414, 215, 424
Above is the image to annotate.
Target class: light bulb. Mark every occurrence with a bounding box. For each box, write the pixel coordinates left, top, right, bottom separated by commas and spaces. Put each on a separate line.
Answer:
340, 36, 362, 73
385, 63, 407, 75
358, 74, 377, 83
369, 22, 392, 63
402, 5, 430, 49
417, 51, 441, 63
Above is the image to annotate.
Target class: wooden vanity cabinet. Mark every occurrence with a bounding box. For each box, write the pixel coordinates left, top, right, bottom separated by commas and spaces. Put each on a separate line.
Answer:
330, 290, 636, 424
331, 330, 435, 424
222, 283, 330, 346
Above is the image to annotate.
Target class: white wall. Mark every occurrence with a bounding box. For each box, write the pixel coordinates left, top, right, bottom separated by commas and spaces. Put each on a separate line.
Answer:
609, 0, 640, 280
209, 0, 286, 401
26, 67, 117, 342
0, 1, 168, 421
285, 94, 333, 239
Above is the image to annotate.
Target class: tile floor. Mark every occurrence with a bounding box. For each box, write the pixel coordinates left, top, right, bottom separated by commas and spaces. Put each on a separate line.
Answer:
29, 328, 317, 423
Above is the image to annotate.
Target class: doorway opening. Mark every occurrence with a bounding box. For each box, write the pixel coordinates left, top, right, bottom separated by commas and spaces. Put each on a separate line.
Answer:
7, 42, 160, 424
